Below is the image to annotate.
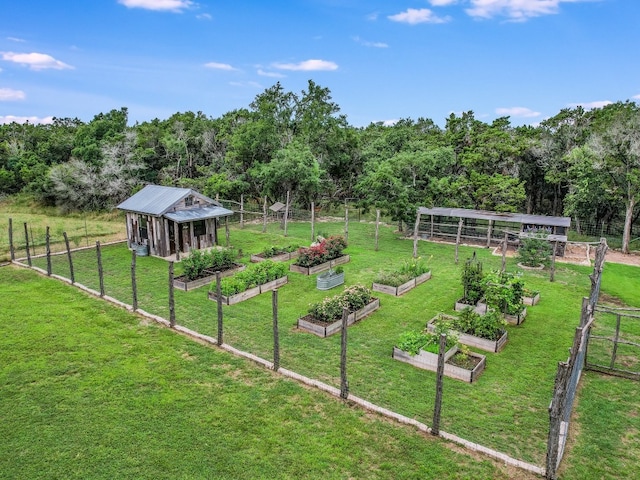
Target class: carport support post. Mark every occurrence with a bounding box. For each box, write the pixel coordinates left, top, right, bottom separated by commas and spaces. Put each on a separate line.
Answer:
131, 249, 138, 311
272, 289, 280, 371
45, 226, 51, 276
487, 219, 494, 247
413, 212, 421, 258
340, 307, 349, 400
96, 241, 105, 297
224, 217, 230, 247
216, 271, 223, 345
23, 222, 32, 267
501, 232, 508, 272
455, 218, 463, 264
174, 221, 180, 260
169, 261, 176, 327
432, 333, 447, 436
63, 232, 75, 284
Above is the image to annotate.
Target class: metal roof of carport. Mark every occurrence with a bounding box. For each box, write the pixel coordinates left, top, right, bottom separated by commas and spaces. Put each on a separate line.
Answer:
164, 205, 234, 223
417, 207, 571, 228
116, 185, 218, 216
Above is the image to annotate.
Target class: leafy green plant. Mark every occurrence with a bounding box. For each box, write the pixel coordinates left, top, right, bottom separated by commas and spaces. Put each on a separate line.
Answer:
307, 284, 372, 323
295, 235, 347, 268
182, 248, 238, 281
396, 329, 457, 356
483, 270, 525, 315
461, 254, 484, 305
261, 244, 299, 258
374, 256, 431, 287
436, 309, 506, 341
517, 236, 553, 267
214, 260, 287, 296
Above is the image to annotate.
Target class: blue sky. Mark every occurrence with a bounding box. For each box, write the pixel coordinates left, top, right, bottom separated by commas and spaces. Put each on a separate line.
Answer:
1, 0, 638, 127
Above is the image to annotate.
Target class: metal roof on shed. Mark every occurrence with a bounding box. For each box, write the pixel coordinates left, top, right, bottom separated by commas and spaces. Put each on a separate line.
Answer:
164, 205, 234, 223
116, 185, 217, 216
417, 207, 571, 228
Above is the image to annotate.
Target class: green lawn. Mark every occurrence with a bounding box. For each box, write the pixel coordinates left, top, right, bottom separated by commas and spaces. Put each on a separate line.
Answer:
13, 218, 640, 478
0, 266, 519, 480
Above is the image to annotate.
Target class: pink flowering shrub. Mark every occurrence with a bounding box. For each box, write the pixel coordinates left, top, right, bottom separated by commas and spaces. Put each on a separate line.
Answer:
308, 284, 372, 323
295, 235, 347, 268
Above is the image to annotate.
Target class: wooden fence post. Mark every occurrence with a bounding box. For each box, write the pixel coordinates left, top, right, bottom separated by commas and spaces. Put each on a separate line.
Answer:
169, 261, 176, 327
63, 232, 75, 284
487, 219, 494, 247
225, 217, 230, 247
455, 218, 463, 264
550, 241, 558, 282
283, 191, 290, 237
240, 194, 244, 229
501, 232, 508, 272
131, 250, 138, 311
23, 222, 32, 267
45, 226, 52, 276
340, 307, 349, 400
311, 201, 315, 243
413, 212, 421, 258
545, 361, 570, 479
432, 333, 446, 435
262, 196, 267, 233
216, 271, 223, 345
375, 209, 381, 252
344, 207, 349, 243
272, 289, 280, 371
96, 241, 105, 297
8, 218, 15, 261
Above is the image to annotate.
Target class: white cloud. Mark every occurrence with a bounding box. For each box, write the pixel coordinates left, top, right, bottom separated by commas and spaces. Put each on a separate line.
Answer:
204, 62, 237, 71
353, 36, 388, 48
117, 0, 193, 12
7, 37, 26, 43
272, 59, 338, 71
1, 52, 73, 70
257, 69, 285, 78
229, 81, 263, 88
568, 100, 613, 110
466, 0, 586, 21
366, 12, 379, 21
0, 88, 26, 101
0, 115, 53, 125
388, 8, 451, 25
495, 106, 541, 118
382, 119, 399, 126
632, 94, 640, 100
196, 13, 212, 20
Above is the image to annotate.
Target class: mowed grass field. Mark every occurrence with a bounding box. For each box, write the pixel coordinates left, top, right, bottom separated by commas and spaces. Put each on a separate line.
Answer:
3, 212, 640, 479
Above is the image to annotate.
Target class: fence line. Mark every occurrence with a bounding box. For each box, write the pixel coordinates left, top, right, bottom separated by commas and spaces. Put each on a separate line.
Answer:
9, 249, 545, 478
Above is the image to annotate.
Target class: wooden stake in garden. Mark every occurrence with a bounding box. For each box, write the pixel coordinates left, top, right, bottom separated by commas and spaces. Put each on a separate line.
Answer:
455, 218, 463, 264
310, 201, 315, 243
168, 261, 176, 327
262, 196, 267, 233
8, 218, 15, 261
283, 190, 290, 237
344, 207, 349, 243
131, 249, 138, 311
96, 241, 105, 297
240, 194, 244, 229
23, 222, 32, 267
45, 226, 52, 276
413, 211, 421, 259
216, 270, 223, 345
272, 289, 280, 371
63, 232, 75, 284
375, 209, 381, 252
340, 307, 349, 400
432, 333, 447, 436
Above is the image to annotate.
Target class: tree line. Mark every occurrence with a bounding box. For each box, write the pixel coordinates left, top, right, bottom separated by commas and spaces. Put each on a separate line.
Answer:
1, 80, 639, 252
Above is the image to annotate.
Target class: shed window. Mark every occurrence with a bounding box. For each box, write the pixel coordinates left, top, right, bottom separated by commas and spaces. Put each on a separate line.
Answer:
185, 196, 193, 207
194, 220, 206, 236
140, 217, 148, 239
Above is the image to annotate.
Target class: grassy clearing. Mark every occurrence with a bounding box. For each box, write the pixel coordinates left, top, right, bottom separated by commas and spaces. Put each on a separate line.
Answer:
19, 218, 640, 476
0, 266, 519, 480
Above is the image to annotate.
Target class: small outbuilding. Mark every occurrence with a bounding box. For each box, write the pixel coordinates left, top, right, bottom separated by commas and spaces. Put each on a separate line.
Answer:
117, 185, 234, 258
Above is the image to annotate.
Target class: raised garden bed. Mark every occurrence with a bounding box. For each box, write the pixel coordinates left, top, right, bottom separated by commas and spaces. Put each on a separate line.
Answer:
250, 251, 299, 263
173, 263, 246, 291
392, 346, 486, 383
504, 307, 527, 325
454, 299, 488, 315
372, 271, 431, 296
208, 275, 288, 305
523, 292, 540, 306
426, 314, 508, 353
290, 254, 350, 276
297, 298, 380, 337
316, 270, 345, 290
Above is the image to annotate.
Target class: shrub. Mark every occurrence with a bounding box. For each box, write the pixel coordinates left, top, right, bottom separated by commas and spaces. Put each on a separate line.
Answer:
517, 236, 553, 267
295, 235, 347, 268
461, 254, 484, 305
483, 270, 524, 315
308, 284, 372, 323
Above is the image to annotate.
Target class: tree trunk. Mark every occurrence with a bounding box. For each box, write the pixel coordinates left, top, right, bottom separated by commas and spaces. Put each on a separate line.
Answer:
622, 197, 636, 254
